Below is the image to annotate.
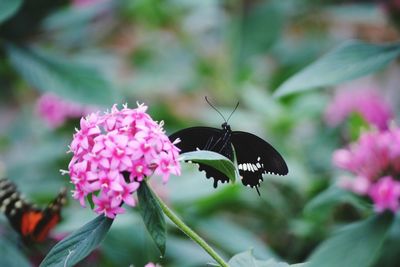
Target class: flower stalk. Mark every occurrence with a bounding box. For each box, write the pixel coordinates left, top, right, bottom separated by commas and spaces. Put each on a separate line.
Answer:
148, 182, 229, 267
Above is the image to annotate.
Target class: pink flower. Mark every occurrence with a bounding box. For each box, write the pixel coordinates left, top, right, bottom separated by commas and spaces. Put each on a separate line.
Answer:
333, 126, 400, 213
144, 263, 162, 267
325, 81, 392, 130
93, 193, 125, 219
72, 0, 106, 7
333, 129, 397, 181
67, 103, 181, 218
338, 175, 371, 196
36, 93, 96, 128
369, 176, 400, 213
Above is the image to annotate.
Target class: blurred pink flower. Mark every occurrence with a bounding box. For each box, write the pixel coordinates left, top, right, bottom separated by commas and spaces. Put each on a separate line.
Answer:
325, 82, 393, 130
369, 176, 400, 213
333, 127, 400, 213
145, 263, 162, 267
67, 103, 181, 218
36, 93, 96, 128
338, 175, 371, 196
72, 0, 100, 7
381, 0, 400, 15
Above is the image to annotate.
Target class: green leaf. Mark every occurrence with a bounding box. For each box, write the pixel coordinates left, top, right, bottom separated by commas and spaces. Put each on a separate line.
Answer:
229, 251, 258, 267
0, 238, 31, 267
346, 112, 370, 141
239, 1, 284, 58
274, 40, 400, 98
229, 250, 293, 267
180, 150, 238, 184
304, 186, 369, 218
307, 212, 394, 267
0, 0, 23, 24
137, 181, 166, 256
5, 43, 115, 105
40, 215, 113, 267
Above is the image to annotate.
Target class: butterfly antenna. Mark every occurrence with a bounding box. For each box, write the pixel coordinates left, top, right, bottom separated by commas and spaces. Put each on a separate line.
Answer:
205, 96, 226, 122
226, 101, 239, 123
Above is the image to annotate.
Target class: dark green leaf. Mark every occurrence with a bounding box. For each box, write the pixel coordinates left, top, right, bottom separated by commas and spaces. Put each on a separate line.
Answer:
180, 150, 238, 184
0, 0, 23, 24
304, 186, 369, 218
6, 43, 115, 105
0, 238, 31, 267
374, 213, 400, 266
40, 215, 113, 267
307, 212, 394, 267
138, 181, 166, 256
274, 41, 400, 98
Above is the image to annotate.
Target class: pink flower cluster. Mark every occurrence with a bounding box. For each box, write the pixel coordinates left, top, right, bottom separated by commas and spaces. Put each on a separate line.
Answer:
36, 93, 96, 128
67, 103, 181, 218
325, 84, 392, 131
333, 127, 400, 212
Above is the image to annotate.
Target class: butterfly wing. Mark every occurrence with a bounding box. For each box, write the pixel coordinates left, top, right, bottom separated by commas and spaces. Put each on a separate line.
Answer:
231, 131, 288, 192
169, 127, 233, 187
0, 178, 66, 243
31, 188, 67, 242
0, 178, 36, 236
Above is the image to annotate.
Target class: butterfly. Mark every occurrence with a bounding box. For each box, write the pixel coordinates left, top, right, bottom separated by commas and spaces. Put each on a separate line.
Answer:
0, 178, 67, 243
169, 98, 288, 195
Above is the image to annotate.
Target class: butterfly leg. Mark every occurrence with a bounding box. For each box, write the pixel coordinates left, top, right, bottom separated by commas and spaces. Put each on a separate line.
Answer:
204, 136, 215, 150
217, 131, 232, 156
218, 137, 230, 154
208, 136, 223, 151
255, 185, 261, 196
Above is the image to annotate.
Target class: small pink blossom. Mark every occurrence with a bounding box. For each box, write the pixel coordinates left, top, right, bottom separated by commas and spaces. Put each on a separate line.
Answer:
144, 263, 162, 267
325, 81, 392, 130
36, 93, 96, 128
333, 126, 400, 213
67, 103, 181, 218
369, 176, 400, 213
93, 193, 125, 219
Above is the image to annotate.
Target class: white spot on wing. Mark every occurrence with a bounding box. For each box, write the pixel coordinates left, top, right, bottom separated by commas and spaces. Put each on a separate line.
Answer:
248, 163, 254, 172
15, 201, 22, 208
3, 198, 10, 205
253, 164, 258, 171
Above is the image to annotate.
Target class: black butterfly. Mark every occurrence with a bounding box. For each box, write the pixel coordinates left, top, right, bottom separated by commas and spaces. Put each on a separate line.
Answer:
169, 98, 288, 195
0, 178, 67, 243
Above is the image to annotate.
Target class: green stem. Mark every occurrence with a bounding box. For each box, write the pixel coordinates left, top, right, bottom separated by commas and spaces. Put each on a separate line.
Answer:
149, 183, 229, 267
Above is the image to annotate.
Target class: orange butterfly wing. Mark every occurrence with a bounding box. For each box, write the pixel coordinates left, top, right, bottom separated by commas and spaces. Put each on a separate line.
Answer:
0, 178, 66, 243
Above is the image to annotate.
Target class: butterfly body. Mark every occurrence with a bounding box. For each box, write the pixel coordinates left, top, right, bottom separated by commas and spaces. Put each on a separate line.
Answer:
0, 178, 66, 243
169, 122, 288, 194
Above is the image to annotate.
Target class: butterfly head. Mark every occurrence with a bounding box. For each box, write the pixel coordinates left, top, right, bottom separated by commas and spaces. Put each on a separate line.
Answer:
221, 122, 231, 132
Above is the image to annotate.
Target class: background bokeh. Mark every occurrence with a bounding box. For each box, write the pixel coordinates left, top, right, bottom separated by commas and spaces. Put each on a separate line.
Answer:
1, 0, 400, 266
